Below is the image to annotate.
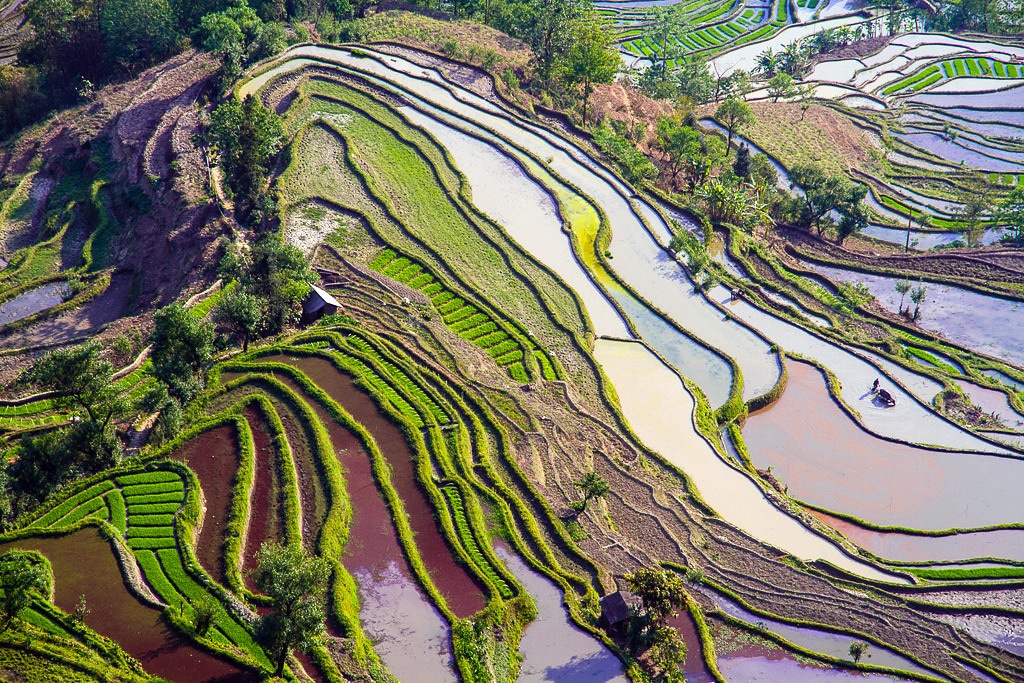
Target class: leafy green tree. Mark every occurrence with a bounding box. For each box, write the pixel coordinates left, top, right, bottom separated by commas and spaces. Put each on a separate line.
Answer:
624, 567, 689, 671
654, 116, 701, 186
637, 3, 687, 97
753, 47, 780, 77
910, 282, 927, 320
849, 640, 869, 663
562, 19, 618, 123
573, 471, 610, 512
101, 0, 180, 69
733, 143, 751, 180
674, 54, 715, 105
214, 290, 263, 352
997, 185, 1024, 241
789, 163, 850, 235
491, 0, 586, 85
683, 133, 726, 194
150, 303, 216, 403
714, 97, 755, 150
0, 552, 47, 633
835, 183, 869, 244
254, 542, 331, 676
593, 122, 659, 185
20, 341, 124, 429
767, 72, 796, 102
222, 235, 317, 333
208, 94, 285, 222
895, 278, 911, 314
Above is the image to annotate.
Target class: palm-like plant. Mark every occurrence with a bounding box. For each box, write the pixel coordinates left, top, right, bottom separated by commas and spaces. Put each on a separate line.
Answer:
754, 48, 779, 77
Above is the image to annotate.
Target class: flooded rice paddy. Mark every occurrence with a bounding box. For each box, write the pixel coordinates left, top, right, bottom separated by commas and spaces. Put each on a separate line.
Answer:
276, 354, 487, 618
494, 545, 625, 682
0, 281, 67, 326
808, 263, 1024, 366
0, 528, 255, 682
170, 425, 239, 586
743, 361, 1024, 530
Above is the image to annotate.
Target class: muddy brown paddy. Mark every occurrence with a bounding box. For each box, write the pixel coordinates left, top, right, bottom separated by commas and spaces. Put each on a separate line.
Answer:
0, 527, 255, 682
274, 354, 486, 618
170, 425, 238, 587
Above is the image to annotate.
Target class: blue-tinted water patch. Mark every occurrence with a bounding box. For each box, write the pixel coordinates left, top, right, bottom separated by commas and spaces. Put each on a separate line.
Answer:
981, 369, 1024, 391
0, 281, 69, 326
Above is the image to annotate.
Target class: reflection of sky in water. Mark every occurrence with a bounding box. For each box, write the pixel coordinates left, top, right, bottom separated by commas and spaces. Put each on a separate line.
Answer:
0, 282, 68, 325
897, 132, 1024, 172
809, 263, 1024, 365
707, 587, 934, 677
494, 546, 626, 683
353, 562, 456, 683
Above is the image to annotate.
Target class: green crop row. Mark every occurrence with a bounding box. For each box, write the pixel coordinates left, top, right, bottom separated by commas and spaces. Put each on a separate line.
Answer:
441, 484, 514, 598
344, 334, 451, 424
129, 514, 174, 527
125, 502, 181, 515
29, 481, 115, 528
127, 536, 178, 550
126, 525, 174, 538
124, 491, 183, 505
368, 244, 539, 381
121, 481, 184, 497
0, 398, 56, 417
56, 496, 108, 527
462, 322, 498, 341
116, 470, 181, 486
882, 65, 940, 95
908, 565, 1024, 581
107, 489, 127, 535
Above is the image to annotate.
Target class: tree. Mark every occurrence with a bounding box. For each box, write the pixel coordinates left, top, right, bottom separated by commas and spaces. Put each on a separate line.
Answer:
654, 116, 701, 186
997, 185, 1024, 241
714, 97, 755, 150
733, 143, 751, 180
910, 282, 927, 320
20, 341, 123, 429
789, 164, 847, 234
849, 640, 869, 663
767, 72, 797, 102
674, 54, 715, 105
753, 47, 779, 77
222, 234, 317, 334
0, 551, 47, 633
639, 3, 687, 96
562, 19, 618, 124
895, 278, 911, 314
628, 568, 688, 625
835, 183, 869, 244
214, 290, 263, 352
100, 0, 179, 69
955, 182, 992, 247
573, 471, 610, 512
491, 0, 585, 85
150, 303, 216, 404
208, 94, 285, 222
254, 543, 331, 676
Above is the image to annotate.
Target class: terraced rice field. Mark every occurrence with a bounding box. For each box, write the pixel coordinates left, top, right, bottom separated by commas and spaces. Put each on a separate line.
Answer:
4, 16, 1023, 682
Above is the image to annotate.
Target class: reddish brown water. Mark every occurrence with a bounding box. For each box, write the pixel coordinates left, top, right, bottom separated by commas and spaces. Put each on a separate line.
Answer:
0, 528, 255, 682
742, 360, 1024, 532
274, 354, 486, 618
806, 508, 1024, 564
667, 608, 714, 682
242, 407, 283, 590
171, 425, 239, 587
265, 361, 458, 680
